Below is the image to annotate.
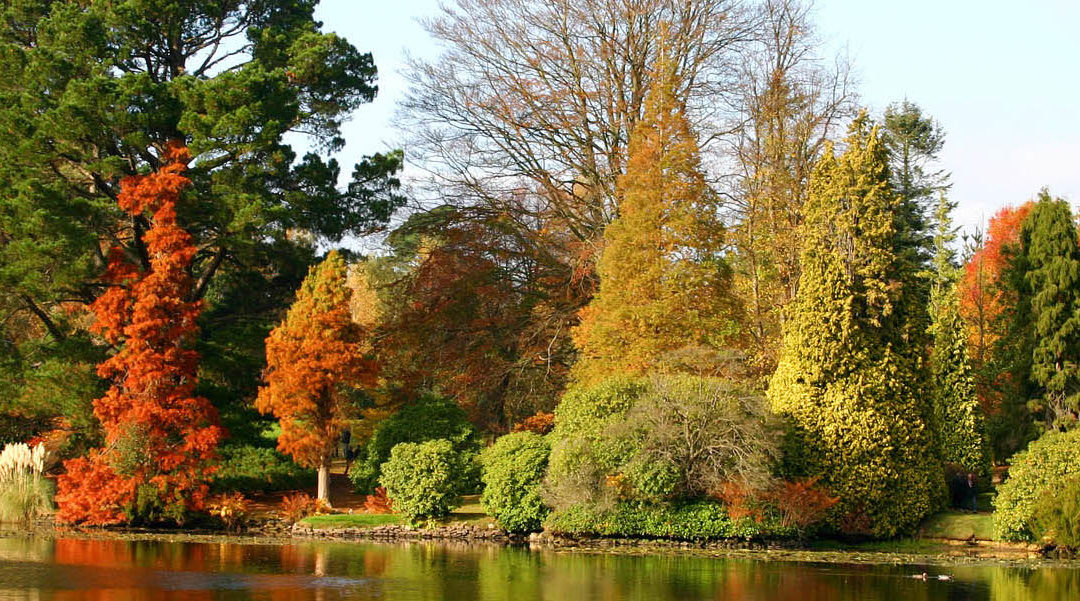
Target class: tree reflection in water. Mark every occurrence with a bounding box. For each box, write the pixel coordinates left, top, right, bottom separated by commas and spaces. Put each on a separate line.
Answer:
0, 536, 1076, 601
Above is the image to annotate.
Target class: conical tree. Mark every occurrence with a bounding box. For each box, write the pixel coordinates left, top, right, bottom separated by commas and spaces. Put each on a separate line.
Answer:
1020, 191, 1080, 429
571, 51, 739, 385
928, 194, 989, 474
55, 144, 223, 525
256, 251, 379, 504
768, 115, 942, 537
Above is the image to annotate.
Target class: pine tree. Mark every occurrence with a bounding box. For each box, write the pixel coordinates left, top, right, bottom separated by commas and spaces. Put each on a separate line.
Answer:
768, 115, 942, 537
928, 194, 989, 474
1020, 191, 1080, 429
882, 101, 949, 271
256, 252, 379, 504
571, 51, 739, 385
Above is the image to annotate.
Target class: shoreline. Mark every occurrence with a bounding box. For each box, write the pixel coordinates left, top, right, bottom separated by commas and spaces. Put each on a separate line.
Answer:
4, 520, 1069, 568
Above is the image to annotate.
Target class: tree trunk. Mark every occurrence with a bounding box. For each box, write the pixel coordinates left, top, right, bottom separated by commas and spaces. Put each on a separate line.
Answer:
317, 461, 331, 507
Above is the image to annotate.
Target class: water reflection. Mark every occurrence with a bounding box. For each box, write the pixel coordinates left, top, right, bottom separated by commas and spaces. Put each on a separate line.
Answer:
0, 536, 1076, 601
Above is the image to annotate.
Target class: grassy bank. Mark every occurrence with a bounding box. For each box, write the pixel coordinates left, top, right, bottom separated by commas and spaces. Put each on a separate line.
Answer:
298, 495, 494, 530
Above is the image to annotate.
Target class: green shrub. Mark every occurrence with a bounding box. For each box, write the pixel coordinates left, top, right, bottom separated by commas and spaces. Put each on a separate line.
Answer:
350, 393, 480, 493
480, 432, 550, 533
545, 376, 651, 509
996, 428, 1080, 541
379, 440, 464, 523
211, 445, 315, 493
0, 473, 53, 524
545, 501, 790, 541
545, 375, 778, 509
1032, 476, 1080, 554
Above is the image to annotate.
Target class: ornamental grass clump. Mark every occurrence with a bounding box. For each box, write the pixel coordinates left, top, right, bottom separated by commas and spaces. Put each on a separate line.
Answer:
0, 443, 54, 525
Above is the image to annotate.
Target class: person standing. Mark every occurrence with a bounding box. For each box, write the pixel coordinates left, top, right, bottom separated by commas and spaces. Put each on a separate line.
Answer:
966, 472, 978, 512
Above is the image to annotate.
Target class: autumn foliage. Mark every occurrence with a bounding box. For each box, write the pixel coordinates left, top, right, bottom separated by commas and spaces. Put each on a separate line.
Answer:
959, 203, 1033, 367
571, 52, 739, 385
55, 143, 224, 525
512, 411, 555, 435
256, 251, 378, 500
363, 486, 394, 514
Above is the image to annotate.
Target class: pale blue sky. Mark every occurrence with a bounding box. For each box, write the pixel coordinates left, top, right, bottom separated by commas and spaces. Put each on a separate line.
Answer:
316, 0, 1080, 235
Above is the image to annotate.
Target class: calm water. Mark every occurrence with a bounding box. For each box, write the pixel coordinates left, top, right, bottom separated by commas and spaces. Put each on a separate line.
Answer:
0, 535, 1077, 601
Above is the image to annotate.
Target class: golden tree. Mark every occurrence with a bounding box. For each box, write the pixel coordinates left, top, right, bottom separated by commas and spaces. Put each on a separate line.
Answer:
571, 51, 740, 385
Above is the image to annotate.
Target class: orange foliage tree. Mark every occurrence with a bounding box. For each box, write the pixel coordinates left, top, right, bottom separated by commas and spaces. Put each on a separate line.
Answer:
55, 144, 224, 525
959, 203, 1033, 370
571, 51, 740, 385
256, 251, 378, 504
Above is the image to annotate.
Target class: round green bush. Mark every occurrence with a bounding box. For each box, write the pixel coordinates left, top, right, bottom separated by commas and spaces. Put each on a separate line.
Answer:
379, 439, 465, 523
349, 393, 480, 493
480, 432, 550, 533
994, 428, 1080, 541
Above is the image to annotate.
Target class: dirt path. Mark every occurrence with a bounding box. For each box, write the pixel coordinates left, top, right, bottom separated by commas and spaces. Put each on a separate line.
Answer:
247, 458, 367, 516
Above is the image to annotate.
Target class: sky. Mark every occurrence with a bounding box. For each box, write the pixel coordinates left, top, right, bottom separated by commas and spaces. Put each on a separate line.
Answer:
314, 0, 1080, 236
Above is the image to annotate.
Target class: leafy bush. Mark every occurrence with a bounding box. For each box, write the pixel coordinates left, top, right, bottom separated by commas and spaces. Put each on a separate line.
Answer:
280, 492, 330, 524
208, 493, 251, 532
996, 428, 1080, 541
545, 376, 650, 510
349, 394, 480, 493
765, 478, 839, 537
480, 432, 550, 532
380, 440, 465, 523
363, 487, 394, 514
545, 375, 778, 509
546, 501, 791, 541
211, 444, 315, 493
1032, 476, 1080, 555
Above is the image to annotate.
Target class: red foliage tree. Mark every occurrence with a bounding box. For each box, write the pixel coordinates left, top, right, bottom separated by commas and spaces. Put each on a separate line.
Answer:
55, 143, 224, 525
256, 251, 378, 504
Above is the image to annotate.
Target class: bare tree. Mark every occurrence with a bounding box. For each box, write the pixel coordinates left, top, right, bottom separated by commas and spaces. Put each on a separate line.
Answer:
398, 0, 759, 245
727, 0, 855, 376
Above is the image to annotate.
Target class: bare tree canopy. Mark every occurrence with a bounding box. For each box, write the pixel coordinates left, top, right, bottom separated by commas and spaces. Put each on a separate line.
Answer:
399, 0, 758, 241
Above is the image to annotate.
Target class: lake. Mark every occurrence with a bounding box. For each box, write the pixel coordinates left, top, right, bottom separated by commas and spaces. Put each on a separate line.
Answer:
0, 535, 1077, 600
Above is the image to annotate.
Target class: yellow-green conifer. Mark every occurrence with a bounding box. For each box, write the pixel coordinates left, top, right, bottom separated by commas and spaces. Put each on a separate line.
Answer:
768, 115, 942, 537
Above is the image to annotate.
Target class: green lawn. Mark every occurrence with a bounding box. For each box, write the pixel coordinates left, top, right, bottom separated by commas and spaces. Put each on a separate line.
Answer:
300, 513, 403, 528
918, 511, 995, 541
298, 495, 494, 529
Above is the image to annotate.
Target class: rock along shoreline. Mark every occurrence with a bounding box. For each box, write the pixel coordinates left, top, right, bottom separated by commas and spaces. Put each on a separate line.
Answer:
6, 517, 1061, 566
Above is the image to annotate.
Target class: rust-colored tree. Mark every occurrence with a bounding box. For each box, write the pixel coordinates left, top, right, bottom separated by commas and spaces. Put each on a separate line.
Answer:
55, 144, 224, 525
958, 202, 1035, 461
571, 50, 741, 385
256, 251, 378, 504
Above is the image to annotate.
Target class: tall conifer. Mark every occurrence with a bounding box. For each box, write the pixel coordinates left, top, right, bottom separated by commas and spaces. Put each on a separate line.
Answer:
768, 115, 941, 537
1020, 192, 1080, 429
571, 49, 739, 385
928, 194, 988, 473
